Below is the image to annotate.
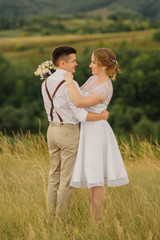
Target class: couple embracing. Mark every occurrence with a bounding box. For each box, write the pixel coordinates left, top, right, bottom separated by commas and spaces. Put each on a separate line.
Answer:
41, 45, 129, 220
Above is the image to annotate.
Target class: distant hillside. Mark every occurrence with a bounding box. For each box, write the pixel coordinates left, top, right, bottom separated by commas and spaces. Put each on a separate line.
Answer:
0, 0, 160, 22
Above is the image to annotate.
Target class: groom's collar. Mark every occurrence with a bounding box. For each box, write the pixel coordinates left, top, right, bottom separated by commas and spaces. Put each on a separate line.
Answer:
55, 68, 67, 75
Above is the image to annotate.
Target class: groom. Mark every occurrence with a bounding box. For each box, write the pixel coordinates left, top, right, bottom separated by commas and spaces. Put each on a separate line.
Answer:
41, 46, 109, 217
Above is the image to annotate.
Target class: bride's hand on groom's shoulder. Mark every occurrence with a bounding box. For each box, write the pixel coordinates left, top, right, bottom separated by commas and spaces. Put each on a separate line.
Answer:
102, 109, 109, 120
64, 72, 73, 83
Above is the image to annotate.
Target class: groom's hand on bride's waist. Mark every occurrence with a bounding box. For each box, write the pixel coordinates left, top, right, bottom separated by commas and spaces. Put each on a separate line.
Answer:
101, 109, 109, 120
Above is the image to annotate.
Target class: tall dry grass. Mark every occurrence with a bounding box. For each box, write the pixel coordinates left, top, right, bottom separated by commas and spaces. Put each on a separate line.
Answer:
0, 132, 160, 240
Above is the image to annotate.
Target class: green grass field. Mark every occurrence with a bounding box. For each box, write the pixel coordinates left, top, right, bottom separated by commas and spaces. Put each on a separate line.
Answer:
0, 132, 160, 240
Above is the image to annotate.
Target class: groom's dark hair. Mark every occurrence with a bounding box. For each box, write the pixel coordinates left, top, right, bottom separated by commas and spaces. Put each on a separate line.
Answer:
52, 46, 77, 67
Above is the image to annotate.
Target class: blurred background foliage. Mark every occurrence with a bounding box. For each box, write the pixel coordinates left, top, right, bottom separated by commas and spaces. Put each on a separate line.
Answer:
0, 0, 160, 36
0, 0, 160, 141
0, 34, 160, 140
0, 0, 160, 22
0, 13, 159, 36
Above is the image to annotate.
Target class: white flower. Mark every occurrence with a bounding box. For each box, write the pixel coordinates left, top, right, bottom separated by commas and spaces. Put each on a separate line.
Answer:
34, 60, 56, 80
42, 69, 48, 74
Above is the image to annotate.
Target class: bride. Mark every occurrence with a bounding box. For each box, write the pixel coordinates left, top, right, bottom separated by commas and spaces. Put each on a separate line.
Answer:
64, 48, 129, 220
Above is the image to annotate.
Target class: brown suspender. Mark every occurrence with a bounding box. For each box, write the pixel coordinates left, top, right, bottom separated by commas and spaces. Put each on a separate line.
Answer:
45, 79, 65, 122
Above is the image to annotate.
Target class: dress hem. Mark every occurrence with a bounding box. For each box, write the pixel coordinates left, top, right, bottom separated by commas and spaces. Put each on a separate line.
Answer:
70, 177, 129, 188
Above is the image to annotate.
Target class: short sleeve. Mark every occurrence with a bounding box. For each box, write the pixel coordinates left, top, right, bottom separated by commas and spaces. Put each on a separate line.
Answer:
93, 81, 113, 102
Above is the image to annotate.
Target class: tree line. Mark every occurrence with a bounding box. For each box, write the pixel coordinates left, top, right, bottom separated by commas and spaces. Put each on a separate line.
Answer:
0, 0, 159, 22
0, 13, 159, 35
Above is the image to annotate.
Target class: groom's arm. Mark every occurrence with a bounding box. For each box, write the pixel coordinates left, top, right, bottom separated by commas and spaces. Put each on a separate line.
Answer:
86, 110, 109, 121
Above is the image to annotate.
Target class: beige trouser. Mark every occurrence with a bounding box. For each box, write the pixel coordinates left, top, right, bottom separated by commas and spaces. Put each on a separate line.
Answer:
47, 122, 80, 217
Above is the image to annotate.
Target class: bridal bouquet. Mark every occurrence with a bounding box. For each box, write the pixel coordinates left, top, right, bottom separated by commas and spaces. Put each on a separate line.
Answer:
34, 60, 56, 80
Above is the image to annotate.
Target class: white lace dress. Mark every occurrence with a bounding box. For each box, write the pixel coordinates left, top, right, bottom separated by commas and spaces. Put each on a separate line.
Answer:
70, 75, 129, 188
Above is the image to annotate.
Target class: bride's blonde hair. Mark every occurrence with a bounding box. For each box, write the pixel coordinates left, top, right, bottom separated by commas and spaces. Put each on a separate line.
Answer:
93, 48, 120, 80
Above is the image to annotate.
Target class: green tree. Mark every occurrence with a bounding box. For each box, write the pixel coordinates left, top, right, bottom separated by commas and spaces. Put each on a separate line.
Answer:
153, 30, 160, 41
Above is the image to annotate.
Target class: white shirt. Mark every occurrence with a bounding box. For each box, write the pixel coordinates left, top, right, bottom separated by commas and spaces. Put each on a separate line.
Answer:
41, 69, 88, 124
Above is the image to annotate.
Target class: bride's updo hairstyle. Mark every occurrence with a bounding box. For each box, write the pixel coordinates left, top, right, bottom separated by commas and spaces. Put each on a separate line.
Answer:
93, 48, 120, 80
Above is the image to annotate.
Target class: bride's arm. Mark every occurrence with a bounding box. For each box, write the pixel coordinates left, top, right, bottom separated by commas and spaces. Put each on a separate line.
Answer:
64, 72, 103, 107
80, 83, 86, 90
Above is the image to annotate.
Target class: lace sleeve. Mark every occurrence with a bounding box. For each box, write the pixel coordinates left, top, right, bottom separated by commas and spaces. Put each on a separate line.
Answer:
93, 81, 113, 102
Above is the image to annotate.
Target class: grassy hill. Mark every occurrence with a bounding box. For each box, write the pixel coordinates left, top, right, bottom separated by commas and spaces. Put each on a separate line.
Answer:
0, 0, 160, 21
0, 29, 158, 64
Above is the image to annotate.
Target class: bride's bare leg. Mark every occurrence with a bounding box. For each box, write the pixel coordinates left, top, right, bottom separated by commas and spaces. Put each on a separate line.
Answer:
90, 186, 106, 220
